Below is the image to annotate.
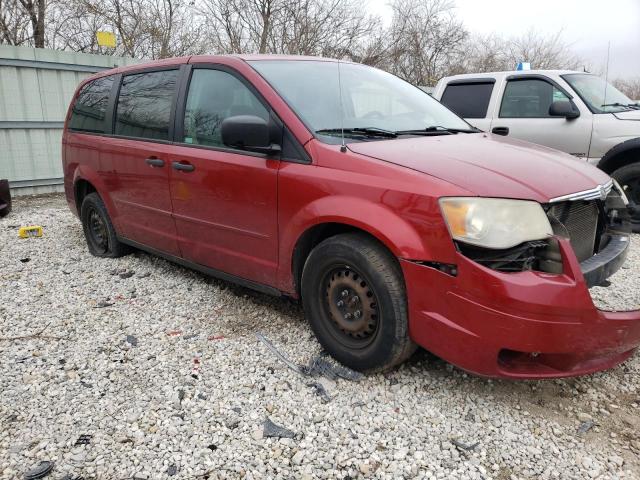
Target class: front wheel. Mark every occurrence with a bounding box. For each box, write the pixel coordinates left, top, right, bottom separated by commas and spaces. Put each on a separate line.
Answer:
612, 163, 640, 233
301, 233, 416, 372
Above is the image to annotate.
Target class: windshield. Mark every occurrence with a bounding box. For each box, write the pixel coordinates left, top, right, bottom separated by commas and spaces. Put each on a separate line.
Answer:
249, 60, 472, 142
563, 73, 636, 114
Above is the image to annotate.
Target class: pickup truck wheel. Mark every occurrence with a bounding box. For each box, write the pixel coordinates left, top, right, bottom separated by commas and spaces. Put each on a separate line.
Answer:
612, 163, 640, 233
80, 193, 129, 258
301, 233, 416, 372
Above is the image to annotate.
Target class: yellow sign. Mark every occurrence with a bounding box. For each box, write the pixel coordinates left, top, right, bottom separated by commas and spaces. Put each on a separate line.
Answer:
96, 31, 116, 48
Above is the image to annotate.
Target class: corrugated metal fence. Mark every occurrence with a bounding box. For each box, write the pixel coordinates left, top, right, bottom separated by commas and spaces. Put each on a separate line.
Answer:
0, 46, 141, 195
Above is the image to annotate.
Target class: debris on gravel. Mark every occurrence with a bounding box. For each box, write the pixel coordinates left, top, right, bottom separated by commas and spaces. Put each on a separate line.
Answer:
1, 194, 640, 479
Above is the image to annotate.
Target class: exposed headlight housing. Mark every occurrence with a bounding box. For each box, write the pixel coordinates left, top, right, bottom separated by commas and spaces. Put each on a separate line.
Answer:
439, 197, 553, 249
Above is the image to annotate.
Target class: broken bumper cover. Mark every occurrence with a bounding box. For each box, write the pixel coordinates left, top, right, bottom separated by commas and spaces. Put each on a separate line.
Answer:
402, 236, 640, 379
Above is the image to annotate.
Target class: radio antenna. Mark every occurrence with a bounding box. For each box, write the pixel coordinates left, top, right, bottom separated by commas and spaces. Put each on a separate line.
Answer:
337, 60, 347, 153
603, 41, 611, 106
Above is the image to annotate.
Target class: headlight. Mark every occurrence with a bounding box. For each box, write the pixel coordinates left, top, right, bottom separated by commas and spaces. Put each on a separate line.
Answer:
439, 197, 553, 249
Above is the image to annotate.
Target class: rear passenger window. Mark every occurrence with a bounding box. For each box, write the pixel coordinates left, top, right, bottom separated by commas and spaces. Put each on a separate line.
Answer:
68, 76, 114, 133
115, 70, 179, 140
183, 69, 269, 148
500, 79, 569, 118
441, 82, 494, 118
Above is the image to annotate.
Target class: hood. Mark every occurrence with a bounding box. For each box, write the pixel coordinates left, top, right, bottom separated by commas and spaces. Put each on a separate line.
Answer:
613, 110, 640, 121
348, 133, 611, 203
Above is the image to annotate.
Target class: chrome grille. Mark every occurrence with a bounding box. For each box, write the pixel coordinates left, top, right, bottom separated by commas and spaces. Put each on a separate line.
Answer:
547, 201, 599, 262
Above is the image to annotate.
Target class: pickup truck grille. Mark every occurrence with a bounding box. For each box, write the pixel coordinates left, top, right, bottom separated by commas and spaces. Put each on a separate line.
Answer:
547, 200, 599, 262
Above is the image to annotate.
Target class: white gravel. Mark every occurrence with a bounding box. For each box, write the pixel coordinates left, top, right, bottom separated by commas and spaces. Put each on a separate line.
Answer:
1, 193, 640, 480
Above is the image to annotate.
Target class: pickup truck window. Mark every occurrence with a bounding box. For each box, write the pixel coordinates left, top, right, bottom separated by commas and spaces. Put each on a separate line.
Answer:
441, 82, 494, 118
500, 79, 569, 118
563, 73, 636, 114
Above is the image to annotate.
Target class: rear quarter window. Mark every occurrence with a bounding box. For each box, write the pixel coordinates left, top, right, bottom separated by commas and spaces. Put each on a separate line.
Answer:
440, 82, 494, 119
68, 75, 115, 134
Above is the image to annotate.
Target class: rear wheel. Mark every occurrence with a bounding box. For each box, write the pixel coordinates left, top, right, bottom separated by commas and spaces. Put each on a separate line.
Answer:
301, 233, 416, 372
612, 163, 640, 233
80, 192, 129, 258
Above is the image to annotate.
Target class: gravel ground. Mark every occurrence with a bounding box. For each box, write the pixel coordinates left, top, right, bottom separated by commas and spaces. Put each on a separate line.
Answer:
1, 193, 640, 480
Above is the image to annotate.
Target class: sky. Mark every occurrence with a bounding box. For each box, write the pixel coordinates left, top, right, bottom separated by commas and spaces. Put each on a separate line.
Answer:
367, 0, 640, 79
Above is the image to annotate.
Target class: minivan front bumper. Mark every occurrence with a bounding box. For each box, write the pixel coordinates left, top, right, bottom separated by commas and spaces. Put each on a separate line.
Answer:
402, 236, 640, 379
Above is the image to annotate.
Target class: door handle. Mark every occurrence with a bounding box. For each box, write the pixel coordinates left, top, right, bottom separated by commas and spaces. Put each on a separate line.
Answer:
145, 157, 165, 167
172, 161, 195, 172
491, 126, 509, 136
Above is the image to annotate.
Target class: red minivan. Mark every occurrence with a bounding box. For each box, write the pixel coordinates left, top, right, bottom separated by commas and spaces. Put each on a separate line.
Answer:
63, 55, 639, 378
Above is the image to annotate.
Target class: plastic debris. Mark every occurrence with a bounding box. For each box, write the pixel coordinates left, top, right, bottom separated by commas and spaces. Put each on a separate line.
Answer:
451, 439, 479, 451
18, 225, 43, 238
307, 382, 331, 403
300, 355, 363, 382
263, 417, 295, 439
255, 332, 302, 374
208, 335, 224, 341
75, 434, 92, 446
94, 301, 114, 309
126, 335, 138, 347
166, 331, 182, 337
577, 420, 595, 434
19, 258, 30, 263
24, 460, 54, 479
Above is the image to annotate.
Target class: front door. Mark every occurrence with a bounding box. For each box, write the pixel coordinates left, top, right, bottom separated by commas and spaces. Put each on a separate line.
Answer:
169, 66, 279, 285
104, 68, 182, 255
490, 77, 592, 158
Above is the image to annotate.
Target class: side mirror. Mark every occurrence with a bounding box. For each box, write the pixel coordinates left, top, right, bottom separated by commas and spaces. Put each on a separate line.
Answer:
221, 115, 281, 155
549, 100, 580, 120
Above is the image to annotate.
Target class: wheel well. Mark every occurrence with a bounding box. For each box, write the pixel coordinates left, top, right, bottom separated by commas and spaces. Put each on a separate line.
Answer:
599, 146, 640, 174
291, 223, 394, 296
74, 179, 96, 211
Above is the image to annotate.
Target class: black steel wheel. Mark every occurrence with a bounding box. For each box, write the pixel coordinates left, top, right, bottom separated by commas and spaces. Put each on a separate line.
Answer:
301, 232, 416, 372
80, 192, 129, 258
612, 163, 640, 233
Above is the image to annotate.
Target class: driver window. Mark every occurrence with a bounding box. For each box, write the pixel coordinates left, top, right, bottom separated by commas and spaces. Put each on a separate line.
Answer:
183, 69, 269, 147
500, 79, 569, 118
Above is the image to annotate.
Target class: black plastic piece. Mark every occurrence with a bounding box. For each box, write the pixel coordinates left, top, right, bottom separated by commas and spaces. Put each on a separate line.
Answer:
549, 100, 580, 119
581, 234, 630, 288
491, 126, 509, 136
0, 179, 11, 218
24, 461, 54, 479
171, 161, 195, 172
145, 158, 165, 167
221, 115, 281, 155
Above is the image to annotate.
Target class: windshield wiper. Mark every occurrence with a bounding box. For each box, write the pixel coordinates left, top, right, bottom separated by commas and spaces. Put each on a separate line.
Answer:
395, 125, 480, 135
315, 127, 397, 138
601, 102, 635, 110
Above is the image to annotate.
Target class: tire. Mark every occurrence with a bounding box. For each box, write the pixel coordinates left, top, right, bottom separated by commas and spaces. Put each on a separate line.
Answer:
80, 192, 129, 258
611, 163, 640, 233
301, 233, 417, 372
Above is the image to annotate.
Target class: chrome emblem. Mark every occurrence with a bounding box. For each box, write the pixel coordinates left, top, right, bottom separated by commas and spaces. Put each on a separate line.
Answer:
599, 185, 607, 201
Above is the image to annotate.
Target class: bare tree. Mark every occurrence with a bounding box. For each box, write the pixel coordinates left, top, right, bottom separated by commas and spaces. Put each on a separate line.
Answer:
613, 77, 640, 101
0, 0, 45, 46
458, 29, 584, 75
198, 0, 379, 58
385, 0, 467, 86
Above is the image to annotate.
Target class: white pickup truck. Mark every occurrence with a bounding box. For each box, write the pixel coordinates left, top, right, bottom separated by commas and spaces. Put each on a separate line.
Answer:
433, 70, 640, 230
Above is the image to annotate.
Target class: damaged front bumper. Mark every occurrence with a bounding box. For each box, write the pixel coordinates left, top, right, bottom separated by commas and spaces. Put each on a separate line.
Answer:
402, 235, 640, 379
